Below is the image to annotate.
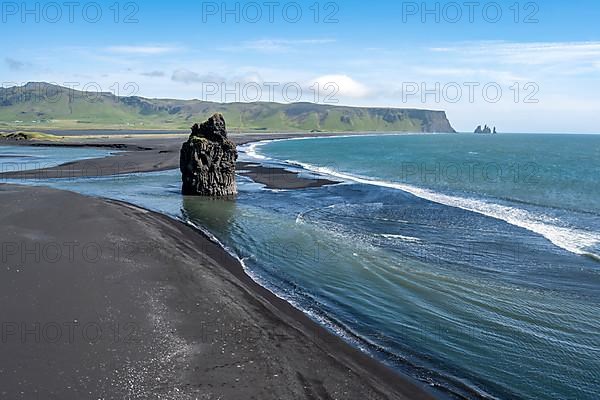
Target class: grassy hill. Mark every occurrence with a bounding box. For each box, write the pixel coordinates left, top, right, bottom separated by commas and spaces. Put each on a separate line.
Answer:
0, 82, 455, 133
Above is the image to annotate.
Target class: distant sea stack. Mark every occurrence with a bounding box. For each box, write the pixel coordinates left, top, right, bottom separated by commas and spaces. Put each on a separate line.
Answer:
180, 113, 238, 196
474, 125, 497, 134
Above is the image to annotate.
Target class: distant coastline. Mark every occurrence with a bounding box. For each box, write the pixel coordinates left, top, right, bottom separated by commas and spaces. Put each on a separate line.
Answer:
0, 82, 456, 133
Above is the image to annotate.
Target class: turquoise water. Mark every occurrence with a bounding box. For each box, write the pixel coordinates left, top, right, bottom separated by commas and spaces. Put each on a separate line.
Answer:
253, 134, 600, 258
7, 134, 600, 399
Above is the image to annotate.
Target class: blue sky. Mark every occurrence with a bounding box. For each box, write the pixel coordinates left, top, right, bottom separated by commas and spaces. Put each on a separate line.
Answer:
2, 0, 600, 132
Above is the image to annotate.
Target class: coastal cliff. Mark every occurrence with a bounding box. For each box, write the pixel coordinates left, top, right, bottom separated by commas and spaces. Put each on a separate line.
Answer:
0, 82, 456, 133
180, 113, 238, 196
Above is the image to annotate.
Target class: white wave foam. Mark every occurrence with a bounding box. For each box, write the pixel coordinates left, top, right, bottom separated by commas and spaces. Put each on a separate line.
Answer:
246, 136, 600, 257
278, 159, 599, 257
241, 142, 269, 160
381, 234, 423, 243
239, 133, 426, 162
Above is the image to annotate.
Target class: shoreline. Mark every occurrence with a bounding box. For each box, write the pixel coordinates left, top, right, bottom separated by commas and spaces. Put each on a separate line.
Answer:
0, 133, 450, 397
0, 133, 346, 189
6, 128, 449, 136
0, 183, 441, 399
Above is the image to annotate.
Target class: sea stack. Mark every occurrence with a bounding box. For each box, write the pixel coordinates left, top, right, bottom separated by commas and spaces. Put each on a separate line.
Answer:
474, 125, 493, 134
180, 113, 238, 196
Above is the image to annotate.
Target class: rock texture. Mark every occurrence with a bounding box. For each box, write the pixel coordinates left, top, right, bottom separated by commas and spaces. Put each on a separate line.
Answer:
475, 125, 495, 134
0, 132, 29, 140
180, 113, 238, 196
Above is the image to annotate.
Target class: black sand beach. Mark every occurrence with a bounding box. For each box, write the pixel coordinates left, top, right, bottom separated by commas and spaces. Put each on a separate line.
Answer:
0, 184, 437, 399
0, 139, 182, 180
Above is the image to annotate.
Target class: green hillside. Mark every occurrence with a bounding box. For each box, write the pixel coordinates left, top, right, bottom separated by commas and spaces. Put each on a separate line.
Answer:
0, 82, 455, 133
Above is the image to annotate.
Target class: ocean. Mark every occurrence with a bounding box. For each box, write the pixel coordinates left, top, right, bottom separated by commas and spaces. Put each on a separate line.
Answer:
3, 133, 599, 399
0, 145, 119, 173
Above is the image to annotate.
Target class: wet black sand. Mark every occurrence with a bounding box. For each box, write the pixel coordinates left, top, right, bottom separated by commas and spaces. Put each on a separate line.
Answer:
0, 134, 340, 189
0, 184, 438, 399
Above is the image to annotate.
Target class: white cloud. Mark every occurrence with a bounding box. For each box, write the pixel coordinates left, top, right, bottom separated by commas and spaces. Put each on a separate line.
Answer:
171, 69, 223, 84
311, 74, 370, 98
418, 67, 527, 84
431, 41, 600, 67
105, 45, 181, 55
171, 69, 200, 84
5, 57, 29, 71
141, 71, 166, 78
225, 38, 336, 53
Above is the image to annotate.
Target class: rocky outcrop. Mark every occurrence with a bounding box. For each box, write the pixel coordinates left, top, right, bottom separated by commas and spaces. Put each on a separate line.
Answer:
180, 113, 238, 196
475, 125, 495, 134
410, 110, 456, 133
0, 132, 29, 140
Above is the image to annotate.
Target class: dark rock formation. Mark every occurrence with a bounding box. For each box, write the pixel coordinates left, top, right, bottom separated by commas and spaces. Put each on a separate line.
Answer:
180, 113, 238, 196
475, 125, 493, 134
1, 132, 29, 140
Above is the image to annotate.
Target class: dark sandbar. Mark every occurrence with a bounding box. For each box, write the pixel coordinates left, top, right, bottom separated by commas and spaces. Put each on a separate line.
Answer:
0, 135, 340, 190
